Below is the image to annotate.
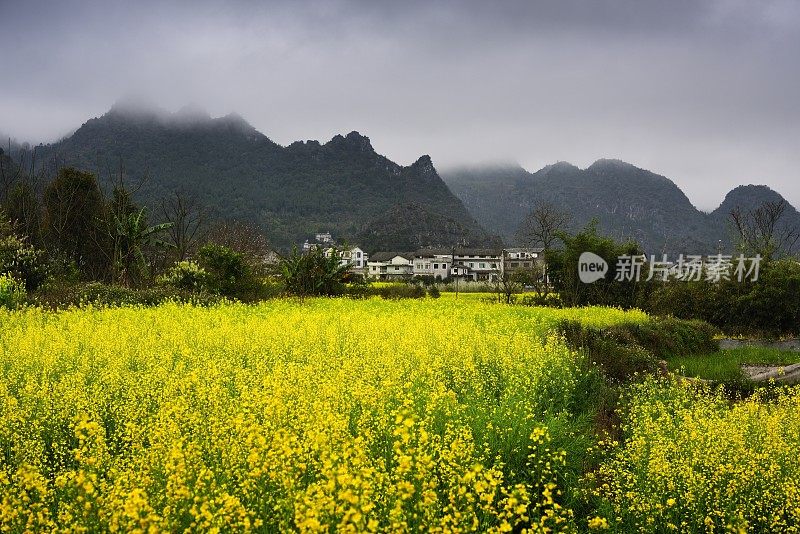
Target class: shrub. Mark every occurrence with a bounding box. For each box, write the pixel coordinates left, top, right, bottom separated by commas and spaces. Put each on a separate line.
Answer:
560, 317, 718, 383
197, 244, 262, 299
159, 260, 210, 292
0, 234, 48, 291
547, 222, 649, 308
645, 258, 800, 337
279, 246, 349, 298
28, 282, 220, 309
427, 286, 441, 298
0, 273, 25, 309
521, 293, 563, 307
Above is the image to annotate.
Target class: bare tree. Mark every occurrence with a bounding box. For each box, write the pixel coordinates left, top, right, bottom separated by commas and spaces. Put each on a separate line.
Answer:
160, 190, 209, 261
516, 201, 571, 251
492, 268, 522, 304
516, 201, 570, 284
730, 200, 799, 260
205, 219, 273, 273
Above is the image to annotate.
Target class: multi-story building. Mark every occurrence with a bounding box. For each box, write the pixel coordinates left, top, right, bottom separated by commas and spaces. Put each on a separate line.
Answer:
365, 246, 547, 282
412, 249, 452, 280
502, 247, 544, 272
451, 248, 503, 282
323, 246, 368, 275
367, 252, 414, 279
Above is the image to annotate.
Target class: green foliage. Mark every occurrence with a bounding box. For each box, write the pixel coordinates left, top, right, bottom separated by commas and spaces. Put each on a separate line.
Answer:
645, 258, 800, 336
279, 246, 350, 297
29, 281, 219, 309
0, 273, 25, 309
427, 285, 441, 298
3, 182, 41, 243
33, 110, 494, 250
107, 201, 173, 287
42, 167, 108, 277
159, 260, 210, 292
521, 293, 564, 307
560, 317, 718, 383
197, 243, 263, 299
0, 234, 48, 291
547, 222, 647, 308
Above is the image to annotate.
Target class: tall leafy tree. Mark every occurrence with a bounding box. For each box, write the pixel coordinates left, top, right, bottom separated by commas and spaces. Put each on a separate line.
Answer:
42, 167, 108, 277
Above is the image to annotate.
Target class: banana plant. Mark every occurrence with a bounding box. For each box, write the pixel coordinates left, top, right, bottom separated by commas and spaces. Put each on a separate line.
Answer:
111, 207, 173, 287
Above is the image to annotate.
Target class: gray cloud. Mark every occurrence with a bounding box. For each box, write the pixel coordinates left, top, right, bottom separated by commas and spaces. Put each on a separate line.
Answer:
1, 0, 798, 210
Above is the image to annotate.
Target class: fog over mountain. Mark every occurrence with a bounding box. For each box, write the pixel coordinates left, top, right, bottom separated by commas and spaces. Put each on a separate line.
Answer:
442, 160, 800, 255
26, 102, 497, 251
2, 0, 799, 210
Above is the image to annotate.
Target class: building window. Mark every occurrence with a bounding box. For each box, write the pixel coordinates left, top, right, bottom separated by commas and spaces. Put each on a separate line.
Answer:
480, 263, 486, 268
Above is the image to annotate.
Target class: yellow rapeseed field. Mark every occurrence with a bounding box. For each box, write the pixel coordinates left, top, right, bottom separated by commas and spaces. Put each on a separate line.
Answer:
591, 379, 800, 532
0, 299, 643, 532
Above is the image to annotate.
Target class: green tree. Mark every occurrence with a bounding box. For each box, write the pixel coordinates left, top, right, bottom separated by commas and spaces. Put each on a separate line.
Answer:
42, 167, 107, 277
279, 246, 349, 298
196, 243, 261, 299
109, 204, 173, 287
548, 221, 645, 308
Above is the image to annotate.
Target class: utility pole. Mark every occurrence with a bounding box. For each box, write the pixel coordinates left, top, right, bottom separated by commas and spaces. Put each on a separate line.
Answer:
451, 245, 461, 299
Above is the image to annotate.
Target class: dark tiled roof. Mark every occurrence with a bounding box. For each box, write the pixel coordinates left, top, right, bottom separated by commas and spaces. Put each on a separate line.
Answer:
504, 247, 544, 253
454, 248, 502, 256
413, 247, 503, 257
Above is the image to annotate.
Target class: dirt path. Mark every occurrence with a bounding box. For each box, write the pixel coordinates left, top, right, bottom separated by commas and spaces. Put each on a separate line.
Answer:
719, 338, 800, 351
741, 363, 800, 384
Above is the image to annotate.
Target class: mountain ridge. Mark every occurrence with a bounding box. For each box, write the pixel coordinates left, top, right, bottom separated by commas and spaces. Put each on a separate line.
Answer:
24, 104, 496, 252
442, 161, 799, 254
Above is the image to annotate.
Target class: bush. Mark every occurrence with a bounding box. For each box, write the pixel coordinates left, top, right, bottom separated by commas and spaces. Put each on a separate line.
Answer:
645, 258, 800, 337
343, 276, 373, 299
547, 222, 649, 308
28, 282, 220, 309
0, 235, 48, 291
279, 246, 349, 298
427, 286, 441, 298
196, 244, 262, 300
0, 274, 25, 309
159, 260, 210, 292
560, 317, 718, 383
521, 293, 563, 307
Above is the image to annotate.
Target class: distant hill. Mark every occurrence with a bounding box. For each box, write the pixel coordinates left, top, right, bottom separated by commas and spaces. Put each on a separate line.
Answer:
442, 161, 800, 254
28, 102, 495, 252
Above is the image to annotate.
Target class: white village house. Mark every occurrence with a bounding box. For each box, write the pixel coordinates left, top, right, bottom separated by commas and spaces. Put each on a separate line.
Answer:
367, 252, 414, 279
503, 247, 544, 273
375, 247, 545, 282
324, 246, 368, 275
413, 249, 452, 280
301, 233, 543, 282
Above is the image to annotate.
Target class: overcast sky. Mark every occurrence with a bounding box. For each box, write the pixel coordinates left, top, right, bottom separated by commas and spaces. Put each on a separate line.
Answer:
1, 0, 798, 210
